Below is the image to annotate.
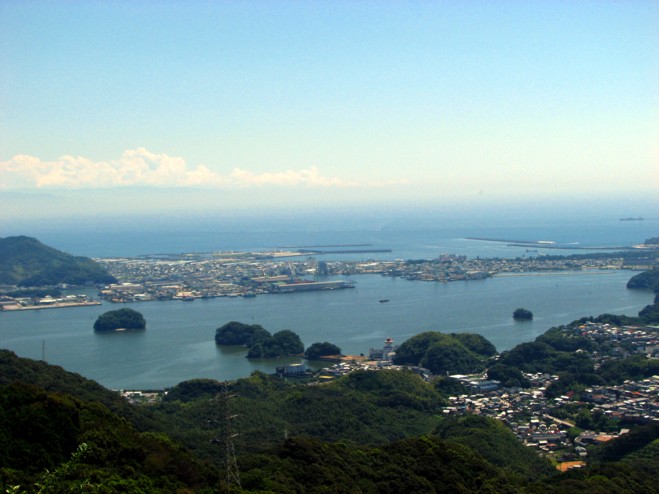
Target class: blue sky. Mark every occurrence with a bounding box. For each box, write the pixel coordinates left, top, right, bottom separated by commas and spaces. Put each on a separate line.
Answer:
0, 1, 657, 218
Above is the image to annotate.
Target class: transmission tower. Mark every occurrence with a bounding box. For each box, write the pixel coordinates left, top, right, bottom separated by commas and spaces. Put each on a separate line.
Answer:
211, 381, 241, 492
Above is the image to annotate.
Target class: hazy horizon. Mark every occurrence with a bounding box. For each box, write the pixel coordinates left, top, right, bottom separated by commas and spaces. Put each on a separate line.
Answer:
2, 188, 656, 238
1, 1, 657, 223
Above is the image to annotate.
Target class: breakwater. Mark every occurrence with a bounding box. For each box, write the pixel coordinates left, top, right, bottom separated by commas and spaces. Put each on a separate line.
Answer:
467, 237, 633, 250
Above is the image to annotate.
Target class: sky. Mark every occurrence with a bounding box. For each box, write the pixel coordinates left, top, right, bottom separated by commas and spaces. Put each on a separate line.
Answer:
0, 0, 657, 224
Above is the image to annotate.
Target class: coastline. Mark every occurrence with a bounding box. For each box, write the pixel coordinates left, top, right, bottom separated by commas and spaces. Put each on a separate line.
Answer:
492, 271, 621, 278
1, 300, 102, 311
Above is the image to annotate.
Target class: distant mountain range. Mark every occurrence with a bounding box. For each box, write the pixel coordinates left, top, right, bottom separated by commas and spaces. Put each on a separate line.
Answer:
0, 235, 116, 286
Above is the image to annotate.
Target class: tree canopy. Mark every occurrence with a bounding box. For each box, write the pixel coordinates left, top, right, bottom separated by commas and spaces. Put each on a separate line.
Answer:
0, 236, 117, 286
627, 269, 659, 292
2, 348, 659, 493
215, 322, 305, 358
93, 308, 146, 331
487, 364, 531, 388
214, 321, 270, 346
246, 329, 304, 358
305, 342, 342, 359
434, 415, 554, 478
513, 308, 533, 320
393, 331, 495, 375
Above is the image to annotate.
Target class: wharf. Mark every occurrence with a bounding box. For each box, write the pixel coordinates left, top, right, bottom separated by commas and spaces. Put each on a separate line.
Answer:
2, 300, 102, 311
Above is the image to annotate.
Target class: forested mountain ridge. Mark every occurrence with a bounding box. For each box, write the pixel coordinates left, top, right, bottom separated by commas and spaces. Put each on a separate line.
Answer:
0, 380, 219, 492
0, 349, 159, 432
0, 236, 116, 286
2, 348, 658, 493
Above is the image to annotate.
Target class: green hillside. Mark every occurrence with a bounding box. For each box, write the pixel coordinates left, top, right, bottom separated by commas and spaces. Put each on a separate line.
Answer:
1, 349, 658, 493
0, 236, 116, 286
393, 331, 496, 374
0, 381, 218, 493
0, 349, 159, 432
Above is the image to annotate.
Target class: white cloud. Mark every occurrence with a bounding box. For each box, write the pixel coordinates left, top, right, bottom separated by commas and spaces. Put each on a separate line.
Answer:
0, 148, 367, 190
228, 166, 358, 188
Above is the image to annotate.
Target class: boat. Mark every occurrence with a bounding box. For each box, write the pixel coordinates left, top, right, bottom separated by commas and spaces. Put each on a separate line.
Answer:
379, 299, 389, 303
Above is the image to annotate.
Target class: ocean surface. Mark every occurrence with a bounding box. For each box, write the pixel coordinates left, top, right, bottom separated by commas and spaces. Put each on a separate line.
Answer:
1, 212, 656, 390
21, 212, 657, 260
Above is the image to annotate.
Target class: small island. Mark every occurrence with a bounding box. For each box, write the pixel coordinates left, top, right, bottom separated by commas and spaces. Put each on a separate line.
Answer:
215, 321, 304, 358
513, 308, 533, 320
93, 308, 146, 332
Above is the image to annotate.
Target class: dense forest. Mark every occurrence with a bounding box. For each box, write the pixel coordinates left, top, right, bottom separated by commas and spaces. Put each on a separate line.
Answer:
215, 321, 305, 358
393, 331, 496, 374
93, 308, 146, 332
513, 308, 533, 320
0, 236, 116, 287
626, 268, 659, 292
1, 348, 657, 493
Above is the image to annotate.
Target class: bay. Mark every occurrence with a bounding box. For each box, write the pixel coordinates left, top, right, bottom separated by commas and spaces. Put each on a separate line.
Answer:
0, 270, 652, 390
1, 212, 656, 389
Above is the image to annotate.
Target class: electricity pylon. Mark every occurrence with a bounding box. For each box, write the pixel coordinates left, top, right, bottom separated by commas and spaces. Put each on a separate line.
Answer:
210, 381, 241, 492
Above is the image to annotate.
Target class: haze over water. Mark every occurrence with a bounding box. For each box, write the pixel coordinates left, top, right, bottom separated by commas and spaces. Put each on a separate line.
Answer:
1, 211, 656, 390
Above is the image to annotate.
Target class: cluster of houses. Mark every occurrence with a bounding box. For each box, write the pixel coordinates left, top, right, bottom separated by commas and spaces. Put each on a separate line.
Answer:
582, 377, 659, 424
323, 254, 632, 282
441, 371, 658, 469
575, 321, 659, 357
94, 251, 641, 304
113, 323, 657, 472
305, 324, 658, 471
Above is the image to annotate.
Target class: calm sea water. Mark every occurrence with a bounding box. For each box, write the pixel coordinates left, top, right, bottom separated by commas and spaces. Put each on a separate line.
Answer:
1, 214, 656, 389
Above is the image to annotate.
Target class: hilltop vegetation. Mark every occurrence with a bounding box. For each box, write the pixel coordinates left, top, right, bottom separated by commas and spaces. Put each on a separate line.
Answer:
434, 415, 554, 478
513, 308, 533, 320
1, 338, 658, 493
627, 268, 659, 293
158, 369, 446, 457
0, 381, 218, 492
0, 349, 217, 492
0, 349, 159, 431
0, 236, 116, 286
214, 321, 269, 346
305, 341, 342, 359
393, 331, 496, 374
239, 435, 522, 494
93, 308, 146, 332
215, 321, 306, 358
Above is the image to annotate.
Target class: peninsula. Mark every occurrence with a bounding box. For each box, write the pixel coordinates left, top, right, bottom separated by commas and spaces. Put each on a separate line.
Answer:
0, 236, 116, 286
93, 247, 656, 303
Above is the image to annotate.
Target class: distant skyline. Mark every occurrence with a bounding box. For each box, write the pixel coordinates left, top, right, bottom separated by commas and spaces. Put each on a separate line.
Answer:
1, 1, 657, 219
